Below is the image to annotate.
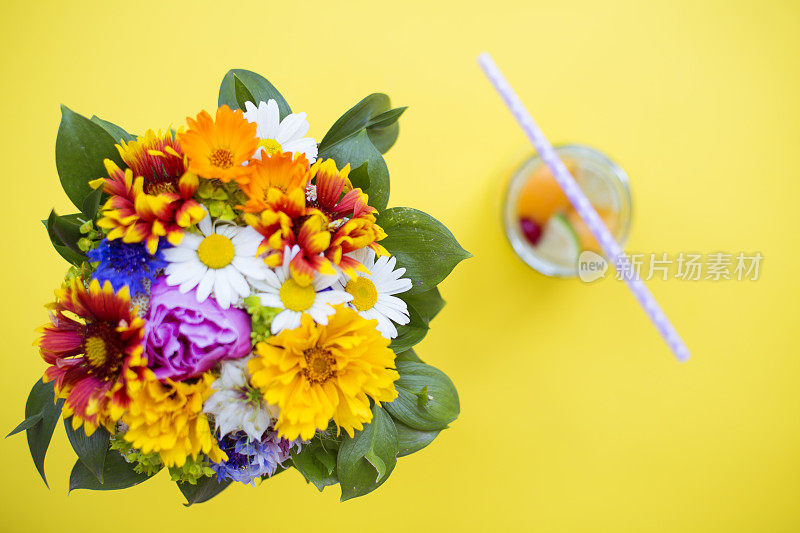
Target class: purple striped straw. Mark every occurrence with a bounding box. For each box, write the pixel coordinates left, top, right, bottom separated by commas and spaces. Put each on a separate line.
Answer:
478, 52, 690, 362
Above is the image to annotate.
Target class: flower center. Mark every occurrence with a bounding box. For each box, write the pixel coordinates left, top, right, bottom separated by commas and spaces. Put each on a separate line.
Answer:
84, 336, 108, 367
279, 279, 316, 312
81, 322, 125, 380
240, 383, 264, 406
209, 148, 234, 169
144, 180, 178, 195
303, 347, 336, 384
197, 233, 235, 269
345, 277, 378, 311
258, 138, 283, 157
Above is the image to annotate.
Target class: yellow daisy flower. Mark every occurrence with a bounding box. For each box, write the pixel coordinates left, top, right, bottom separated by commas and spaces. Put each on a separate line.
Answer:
249, 306, 399, 440
178, 106, 258, 184
122, 370, 227, 467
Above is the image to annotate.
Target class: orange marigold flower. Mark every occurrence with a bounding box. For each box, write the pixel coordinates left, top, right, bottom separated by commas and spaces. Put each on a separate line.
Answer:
178, 106, 258, 183
37, 278, 146, 435
239, 151, 311, 216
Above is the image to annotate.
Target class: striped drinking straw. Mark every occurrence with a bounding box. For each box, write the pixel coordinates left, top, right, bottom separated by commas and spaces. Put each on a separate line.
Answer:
478, 52, 690, 362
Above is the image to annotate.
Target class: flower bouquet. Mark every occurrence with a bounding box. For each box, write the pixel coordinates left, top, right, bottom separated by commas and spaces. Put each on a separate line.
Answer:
10, 69, 469, 503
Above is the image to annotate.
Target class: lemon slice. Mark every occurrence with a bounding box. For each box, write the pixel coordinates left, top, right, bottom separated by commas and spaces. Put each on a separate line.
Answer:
576, 168, 616, 210
535, 213, 580, 267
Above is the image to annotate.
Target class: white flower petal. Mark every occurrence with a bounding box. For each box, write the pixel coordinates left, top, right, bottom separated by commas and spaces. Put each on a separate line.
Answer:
179, 232, 203, 251
271, 310, 299, 334
374, 301, 409, 324
282, 138, 318, 162
276, 112, 309, 144
213, 273, 233, 309
375, 315, 398, 339
166, 261, 200, 286
308, 304, 334, 325
162, 247, 198, 262
198, 213, 213, 236
225, 265, 251, 298
264, 99, 281, 138
381, 278, 413, 295
257, 292, 283, 308
196, 269, 216, 302
232, 256, 268, 280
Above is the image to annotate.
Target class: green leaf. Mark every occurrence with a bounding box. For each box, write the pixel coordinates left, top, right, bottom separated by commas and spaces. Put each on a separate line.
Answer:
367, 121, 400, 155
233, 74, 256, 111
80, 185, 105, 219
218, 69, 291, 118
69, 448, 159, 491
320, 131, 390, 211
319, 94, 404, 153
6, 413, 43, 437
337, 405, 398, 501
43, 216, 86, 266
292, 439, 339, 491
401, 287, 446, 324
366, 107, 406, 154
48, 211, 85, 255
56, 105, 125, 210
347, 161, 370, 193
20, 379, 64, 487
64, 418, 110, 483
318, 94, 405, 210
377, 208, 471, 294
89, 115, 135, 144
368, 107, 407, 130
389, 303, 428, 352
393, 419, 440, 457
384, 361, 459, 432
178, 476, 232, 506
394, 348, 423, 363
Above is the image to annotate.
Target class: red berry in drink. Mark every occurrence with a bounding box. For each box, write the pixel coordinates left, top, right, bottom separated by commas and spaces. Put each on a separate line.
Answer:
519, 217, 542, 245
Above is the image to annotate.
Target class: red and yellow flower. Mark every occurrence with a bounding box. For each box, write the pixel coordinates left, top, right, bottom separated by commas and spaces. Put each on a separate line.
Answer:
179, 106, 258, 184
37, 278, 145, 435
116, 129, 187, 193
91, 130, 205, 254
244, 157, 388, 284
309, 159, 371, 219
308, 159, 387, 275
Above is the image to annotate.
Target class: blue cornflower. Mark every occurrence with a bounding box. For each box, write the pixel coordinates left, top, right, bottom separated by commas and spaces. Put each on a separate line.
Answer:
87, 238, 168, 295
212, 429, 302, 486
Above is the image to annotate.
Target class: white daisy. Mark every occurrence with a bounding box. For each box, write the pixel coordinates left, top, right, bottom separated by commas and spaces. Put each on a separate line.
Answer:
162, 211, 268, 309
337, 248, 413, 339
252, 245, 352, 334
243, 99, 318, 163
203, 356, 278, 441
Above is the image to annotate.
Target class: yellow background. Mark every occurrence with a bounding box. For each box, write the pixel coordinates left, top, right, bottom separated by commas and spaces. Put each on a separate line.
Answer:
1, 0, 798, 531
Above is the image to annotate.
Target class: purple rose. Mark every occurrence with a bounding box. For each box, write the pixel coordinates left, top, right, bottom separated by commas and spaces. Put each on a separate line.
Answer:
144, 278, 252, 380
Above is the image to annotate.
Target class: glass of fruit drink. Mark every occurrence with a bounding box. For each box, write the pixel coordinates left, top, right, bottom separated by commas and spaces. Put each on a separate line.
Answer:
503, 144, 632, 277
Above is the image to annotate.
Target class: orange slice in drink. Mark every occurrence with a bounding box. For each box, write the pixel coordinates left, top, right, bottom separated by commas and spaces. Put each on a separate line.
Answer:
566, 208, 618, 253
516, 161, 577, 224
